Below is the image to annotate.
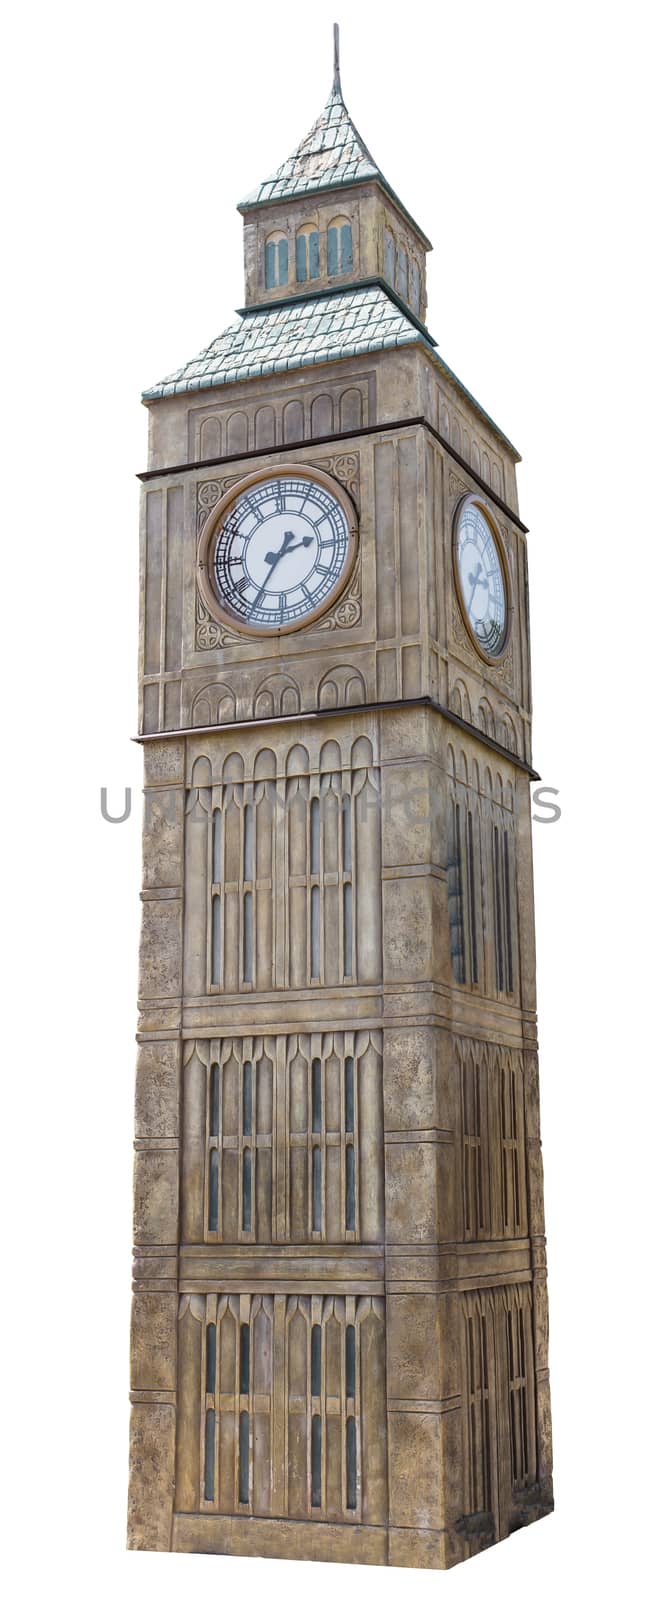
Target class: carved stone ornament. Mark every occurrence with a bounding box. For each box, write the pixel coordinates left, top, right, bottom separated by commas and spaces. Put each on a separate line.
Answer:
313, 551, 362, 631
449, 469, 469, 500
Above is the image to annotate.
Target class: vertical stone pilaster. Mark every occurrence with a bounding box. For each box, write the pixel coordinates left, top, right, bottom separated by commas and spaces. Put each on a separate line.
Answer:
129, 740, 184, 1551
175, 1295, 204, 1513
181, 1043, 207, 1243
183, 765, 211, 995
127, 1402, 176, 1551
129, 1033, 181, 1550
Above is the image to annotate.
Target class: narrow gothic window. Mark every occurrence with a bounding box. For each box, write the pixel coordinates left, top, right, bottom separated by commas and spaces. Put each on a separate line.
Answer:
312, 1057, 322, 1132
312, 1147, 322, 1232
240, 1324, 250, 1394
310, 797, 321, 873
491, 823, 514, 995
311, 1414, 322, 1506
463, 1299, 493, 1515
397, 247, 408, 300
466, 809, 479, 984
310, 885, 320, 979
345, 1142, 356, 1231
506, 1299, 530, 1489
209, 1148, 219, 1232
448, 799, 466, 983
238, 1411, 250, 1503
212, 809, 222, 881
311, 1325, 322, 1396
462, 1050, 485, 1237
346, 1417, 357, 1508
343, 881, 353, 976
503, 831, 514, 993
243, 803, 254, 880
208, 1061, 221, 1232
204, 1410, 215, 1501
344, 1056, 355, 1131
448, 793, 480, 988
345, 1324, 356, 1398
493, 826, 505, 992
383, 226, 396, 284
242, 1147, 252, 1232
210, 1063, 220, 1138
342, 793, 352, 871
264, 231, 289, 288
296, 226, 320, 282
242, 1061, 253, 1135
243, 891, 253, 983
206, 1322, 216, 1394
327, 217, 353, 276
409, 258, 421, 312
211, 896, 221, 985
211, 810, 222, 985
500, 1058, 520, 1232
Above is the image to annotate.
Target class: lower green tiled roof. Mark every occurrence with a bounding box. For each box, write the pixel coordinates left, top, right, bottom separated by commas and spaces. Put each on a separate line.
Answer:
142, 284, 519, 458
142, 286, 429, 400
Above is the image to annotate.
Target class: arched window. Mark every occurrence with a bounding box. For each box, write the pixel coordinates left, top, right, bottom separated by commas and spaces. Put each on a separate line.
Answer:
264, 230, 289, 289
409, 257, 421, 312
327, 215, 353, 276
383, 227, 396, 284
296, 223, 320, 283
397, 246, 408, 300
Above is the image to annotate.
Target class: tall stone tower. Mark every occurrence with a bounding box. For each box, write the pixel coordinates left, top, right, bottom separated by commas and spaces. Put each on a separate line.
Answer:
128, 28, 553, 1569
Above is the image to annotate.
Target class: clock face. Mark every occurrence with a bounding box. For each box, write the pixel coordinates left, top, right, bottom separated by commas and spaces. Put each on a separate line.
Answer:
208, 472, 355, 632
455, 501, 508, 658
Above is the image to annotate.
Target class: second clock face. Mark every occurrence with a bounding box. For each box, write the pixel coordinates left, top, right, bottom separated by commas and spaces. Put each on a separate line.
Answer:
212, 473, 354, 631
455, 500, 508, 658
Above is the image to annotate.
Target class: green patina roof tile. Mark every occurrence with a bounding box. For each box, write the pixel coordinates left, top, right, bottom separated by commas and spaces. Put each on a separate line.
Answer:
142, 283, 518, 456
238, 81, 429, 246
143, 285, 427, 399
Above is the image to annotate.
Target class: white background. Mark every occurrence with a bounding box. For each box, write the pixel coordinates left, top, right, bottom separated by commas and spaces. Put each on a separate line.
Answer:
2, 1, 652, 1595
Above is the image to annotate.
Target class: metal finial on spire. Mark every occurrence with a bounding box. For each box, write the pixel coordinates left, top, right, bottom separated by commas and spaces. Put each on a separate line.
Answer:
333, 22, 342, 95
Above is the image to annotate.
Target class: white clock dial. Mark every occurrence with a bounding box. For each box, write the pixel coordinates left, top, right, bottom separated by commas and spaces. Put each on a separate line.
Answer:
455, 501, 508, 658
210, 473, 355, 632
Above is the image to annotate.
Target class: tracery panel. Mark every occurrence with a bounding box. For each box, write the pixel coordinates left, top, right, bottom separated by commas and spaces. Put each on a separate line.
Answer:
182, 1030, 384, 1246
456, 1039, 527, 1241
201, 737, 382, 996
461, 1284, 537, 1539
183, 1292, 386, 1524
446, 748, 520, 1000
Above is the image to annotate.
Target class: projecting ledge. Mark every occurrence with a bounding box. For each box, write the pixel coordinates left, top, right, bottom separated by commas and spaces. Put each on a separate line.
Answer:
172, 1513, 388, 1564
385, 1237, 532, 1289
179, 1242, 385, 1293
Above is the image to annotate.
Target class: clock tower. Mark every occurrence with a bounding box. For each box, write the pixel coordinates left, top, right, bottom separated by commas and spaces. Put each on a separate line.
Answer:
128, 28, 553, 1569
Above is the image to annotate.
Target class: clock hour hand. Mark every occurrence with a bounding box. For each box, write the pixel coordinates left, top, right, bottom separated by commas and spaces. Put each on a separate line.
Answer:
250, 530, 313, 614
263, 530, 313, 566
467, 561, 488, 607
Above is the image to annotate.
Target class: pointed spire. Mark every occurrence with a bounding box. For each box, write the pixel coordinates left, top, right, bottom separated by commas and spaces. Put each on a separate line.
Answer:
237, 25, 431, 249
333, 21, 342, 97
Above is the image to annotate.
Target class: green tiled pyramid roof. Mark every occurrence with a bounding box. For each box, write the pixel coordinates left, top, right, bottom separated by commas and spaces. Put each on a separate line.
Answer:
142, 282, 518, 455
142, 285, 431, 400
238, 83, 430, 248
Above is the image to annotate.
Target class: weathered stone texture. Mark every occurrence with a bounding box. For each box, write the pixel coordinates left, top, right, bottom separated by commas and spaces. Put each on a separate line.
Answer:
128, 40, 552, 1572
